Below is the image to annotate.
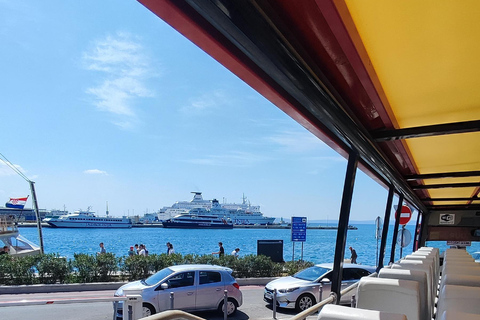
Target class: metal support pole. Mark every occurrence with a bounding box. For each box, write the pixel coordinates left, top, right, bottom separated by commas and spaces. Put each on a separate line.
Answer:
390, 194, 404, 264
331, 149, 358, 304
223, 290, 228, 320
29, 181, 44, 254
377, 186, 394, 271
301, 242, 303, 261
413, 210, 422, 251
273, 289, 277, 319
418, 212, 426, 248
113, 301, 118, 320
170, 292, 174, 310
292, 242, 295, 261
400, 225, 405, 258
128, 305, 133, 320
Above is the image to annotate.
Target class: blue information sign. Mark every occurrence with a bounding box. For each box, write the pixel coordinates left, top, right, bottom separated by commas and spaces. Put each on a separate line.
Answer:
291, 216, 307, 242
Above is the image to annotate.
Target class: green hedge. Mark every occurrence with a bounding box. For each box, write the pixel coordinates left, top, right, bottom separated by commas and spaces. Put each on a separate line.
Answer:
0, 253, 313, 285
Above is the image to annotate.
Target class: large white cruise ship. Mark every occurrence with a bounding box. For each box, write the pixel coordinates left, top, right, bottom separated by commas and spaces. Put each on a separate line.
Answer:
156, 192, 275, 225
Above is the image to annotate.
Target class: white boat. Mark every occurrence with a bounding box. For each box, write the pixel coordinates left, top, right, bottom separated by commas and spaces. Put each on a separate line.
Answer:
162, 208, 234, 229
0, 216, 41, 257
43, 208, 132, 228
156, 192, 276, 225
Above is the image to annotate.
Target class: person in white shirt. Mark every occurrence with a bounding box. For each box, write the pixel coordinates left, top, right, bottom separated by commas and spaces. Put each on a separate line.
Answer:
231, 248, 240, 258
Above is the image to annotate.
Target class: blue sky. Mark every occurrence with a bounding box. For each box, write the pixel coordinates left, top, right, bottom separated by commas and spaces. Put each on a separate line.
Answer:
0, 0, 401, 222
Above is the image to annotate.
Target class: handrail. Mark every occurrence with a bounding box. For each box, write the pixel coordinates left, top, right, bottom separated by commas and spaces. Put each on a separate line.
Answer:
0, 296, 126, 308
289, 272, 378, 320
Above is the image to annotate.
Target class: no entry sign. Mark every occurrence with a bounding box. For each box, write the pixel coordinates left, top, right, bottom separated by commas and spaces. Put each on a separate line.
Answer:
396, 205, 412, 225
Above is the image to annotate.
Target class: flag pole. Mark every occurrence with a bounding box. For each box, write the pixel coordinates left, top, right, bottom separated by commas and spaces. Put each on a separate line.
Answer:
29, 181, 44, 254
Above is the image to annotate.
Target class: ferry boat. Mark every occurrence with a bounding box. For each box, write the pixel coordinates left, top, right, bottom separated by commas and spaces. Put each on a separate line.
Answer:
43, 208, 132, 228
156, 192, 275, 225
162, 208, 234, 229
0, 216, 40, 256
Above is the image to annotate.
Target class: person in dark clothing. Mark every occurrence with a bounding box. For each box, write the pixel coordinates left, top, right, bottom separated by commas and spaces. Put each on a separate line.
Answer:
212, 242, 224, 257
349, 246, 357, 264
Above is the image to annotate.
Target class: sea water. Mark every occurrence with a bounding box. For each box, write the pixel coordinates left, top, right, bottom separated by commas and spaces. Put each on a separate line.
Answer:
19, 224, 480, 266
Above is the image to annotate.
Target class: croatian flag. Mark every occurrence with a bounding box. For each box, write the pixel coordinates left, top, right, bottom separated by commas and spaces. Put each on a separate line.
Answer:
5, 196, 28, 209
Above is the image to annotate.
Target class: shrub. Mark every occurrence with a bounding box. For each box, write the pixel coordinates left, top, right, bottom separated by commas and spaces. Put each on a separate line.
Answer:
72, 253, 98, 283
96, 253, 119, 282
121, 255, 150, 281
36, 253, 71, 284
283, 260, 314, 275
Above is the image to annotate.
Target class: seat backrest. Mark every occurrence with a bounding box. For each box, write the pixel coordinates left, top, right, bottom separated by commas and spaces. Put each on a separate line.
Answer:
437, 284, 480, 316
317, 304, 407, 320
438, 310, 480, 320
440, 273, 480, 291
356, 277, 420, 320
397, 259, 436, 309
378, 268, 430, 320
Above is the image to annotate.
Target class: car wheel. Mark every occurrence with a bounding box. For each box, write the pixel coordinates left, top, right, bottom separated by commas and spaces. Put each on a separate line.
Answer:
142, 303, 156, 317
218, 298, 238, 316
295, 294, 315, 311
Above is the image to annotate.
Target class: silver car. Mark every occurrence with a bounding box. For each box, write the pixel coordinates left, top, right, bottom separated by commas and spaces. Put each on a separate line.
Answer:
114, 264, 243, 318
264, 263, 375, 311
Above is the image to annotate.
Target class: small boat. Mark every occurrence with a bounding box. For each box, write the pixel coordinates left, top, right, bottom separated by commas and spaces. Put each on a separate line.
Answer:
162, 208, 234, 229
0, 216, 41, 257
43, 208, 132, 228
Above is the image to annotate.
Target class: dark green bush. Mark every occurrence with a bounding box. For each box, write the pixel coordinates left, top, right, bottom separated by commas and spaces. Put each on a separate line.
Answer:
96, 253, 119, 282
283, 260, 314, 275
0, 255, 37, 285
121, 255, 150, 281
0, 252, 312, 285
72, 253, 98, 283
37, 253, 71, 284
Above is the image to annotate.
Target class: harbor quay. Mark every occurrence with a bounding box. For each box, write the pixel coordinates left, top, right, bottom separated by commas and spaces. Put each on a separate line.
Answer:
17, 222, 350, 230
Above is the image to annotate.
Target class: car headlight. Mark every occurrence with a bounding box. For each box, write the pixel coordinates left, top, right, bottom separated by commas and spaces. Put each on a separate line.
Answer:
114, 288, 124, 297
278, 287, 299, 293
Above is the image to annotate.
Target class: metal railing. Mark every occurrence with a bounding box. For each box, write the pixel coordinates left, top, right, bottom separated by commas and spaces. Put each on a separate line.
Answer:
289, 272, 378, 320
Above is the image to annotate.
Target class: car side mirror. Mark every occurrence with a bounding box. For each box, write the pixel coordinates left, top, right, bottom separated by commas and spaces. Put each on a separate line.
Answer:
321, 278, 331, 283
157, 283, 169, 291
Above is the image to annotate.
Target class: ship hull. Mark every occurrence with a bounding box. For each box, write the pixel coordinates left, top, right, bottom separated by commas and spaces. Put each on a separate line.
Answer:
162, 221, 233, 229
45, 221, 132, 228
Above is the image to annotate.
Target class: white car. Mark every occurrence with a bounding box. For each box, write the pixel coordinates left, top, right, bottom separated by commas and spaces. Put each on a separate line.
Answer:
264, 263, 375, 311
114, 264, 242, 318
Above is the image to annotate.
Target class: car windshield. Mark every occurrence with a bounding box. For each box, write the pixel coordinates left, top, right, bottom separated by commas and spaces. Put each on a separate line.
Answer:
293, 266, 330, 281
144, 267, 175, 286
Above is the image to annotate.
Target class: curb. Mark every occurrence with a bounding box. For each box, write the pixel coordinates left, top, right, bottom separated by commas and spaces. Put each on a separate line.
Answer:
0, 277, 275, 295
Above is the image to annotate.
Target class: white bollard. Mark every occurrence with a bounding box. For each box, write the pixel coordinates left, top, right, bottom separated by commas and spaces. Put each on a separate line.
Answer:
123, 289, 143, 320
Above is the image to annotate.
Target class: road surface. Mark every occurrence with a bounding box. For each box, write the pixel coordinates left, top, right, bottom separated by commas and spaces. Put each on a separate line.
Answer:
0, 286, 318, 320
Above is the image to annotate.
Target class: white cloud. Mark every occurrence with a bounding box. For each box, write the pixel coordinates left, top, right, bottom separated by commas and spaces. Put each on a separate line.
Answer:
180, 91, 227, 114
266, 130, 328, 153
84, 169, 108, 175
0, 162, 26, 177
83, 32, 153, 128
184, 151, 268, 167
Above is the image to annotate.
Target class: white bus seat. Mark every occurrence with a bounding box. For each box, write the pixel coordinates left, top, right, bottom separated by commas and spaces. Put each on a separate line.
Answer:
397, 259, 435, 309
378, 268, 430, 320
440, 273, 480, 290
317, 304, 407, 320
439, 310, 480, 320
404, 254, 438, 286
356, 277, 421, 320
437, 284, 480, 317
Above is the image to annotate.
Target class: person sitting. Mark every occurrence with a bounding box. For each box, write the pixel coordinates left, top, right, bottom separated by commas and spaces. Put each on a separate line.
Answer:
0, 246, 8, 255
